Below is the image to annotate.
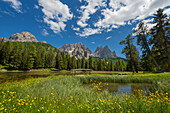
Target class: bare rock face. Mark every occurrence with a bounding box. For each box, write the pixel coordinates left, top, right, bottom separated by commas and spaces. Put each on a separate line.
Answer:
93, 45, 117, 58
41, 41, 47, 44
58, 43, 117, 58
58, 42, 92, 58
9, 32, 38, 42
0, 37, 9, 41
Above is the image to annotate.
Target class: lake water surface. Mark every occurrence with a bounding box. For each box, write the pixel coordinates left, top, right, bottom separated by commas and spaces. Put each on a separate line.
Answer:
88, 82, 153, 95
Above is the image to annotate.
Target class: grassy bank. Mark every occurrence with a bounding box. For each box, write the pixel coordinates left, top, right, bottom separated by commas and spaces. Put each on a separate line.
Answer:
0, 74, 169, 113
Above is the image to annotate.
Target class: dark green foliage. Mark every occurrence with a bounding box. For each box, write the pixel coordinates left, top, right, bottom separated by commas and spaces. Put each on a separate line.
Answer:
89, 56, 94, 69
85, 60, 89, 69
0, 41, 58, 70
131, 8, 170, 72
81, 56, 86, 69
134, 22, 161, 71
97, 59, 104, 71
0, 41, 13, 65
0, 41, 127, 71
77, 58, 81, 69
120, 34, 140, 73
150, 8, 170, 70
71, 55, 77, 69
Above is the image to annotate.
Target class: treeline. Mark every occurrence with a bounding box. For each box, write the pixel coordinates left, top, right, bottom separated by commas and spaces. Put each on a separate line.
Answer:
0, 41, 127, 71
120, 8, 169, 72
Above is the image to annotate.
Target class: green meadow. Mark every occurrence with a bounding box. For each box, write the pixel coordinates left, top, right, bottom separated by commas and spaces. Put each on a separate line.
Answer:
0, 72, 169, 113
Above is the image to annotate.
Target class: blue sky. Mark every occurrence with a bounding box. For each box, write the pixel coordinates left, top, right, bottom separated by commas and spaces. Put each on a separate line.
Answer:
0, 0, 169, 58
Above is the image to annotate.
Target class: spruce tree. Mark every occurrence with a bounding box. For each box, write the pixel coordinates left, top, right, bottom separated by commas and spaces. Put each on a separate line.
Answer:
85, 60, 89, 69
120, 34, 140, 73
150, 8, 169, 70
89, 56, 94, 69
81, 56, 86, 69
134, 22, 161, 71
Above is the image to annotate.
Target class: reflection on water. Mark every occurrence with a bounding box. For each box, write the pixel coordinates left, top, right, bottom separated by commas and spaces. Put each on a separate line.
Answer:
105, 83, 153, 95
89, 83, 153, 95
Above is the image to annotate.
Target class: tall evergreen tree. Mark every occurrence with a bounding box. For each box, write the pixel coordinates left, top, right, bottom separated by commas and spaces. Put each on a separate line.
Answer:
134, 22, 161, 71
9, 42, 20, 69
77, 58, 81, 69
120, 34, 140, 73
71, 55, 77, 69
111, 60, 114, 71
98, 59, 104, 71
85, 60, 89, 69
150, 8, 169, 70
81, 56, 86, 69
89, 56, 94, 69
1, 41, 13, 65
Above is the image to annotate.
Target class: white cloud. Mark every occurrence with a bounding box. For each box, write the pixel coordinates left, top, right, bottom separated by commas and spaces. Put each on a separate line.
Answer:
34, 5, 39, 9
42, 29, 49, 36
73, 27, 80, 31
76, 0, 170, 37
164, 8, 170, 15
132, 18, 156, 36
77, 0, 106, 27
106, 36, 112, 40
76, 28, 102, 37
38, 0, 73, 33
91, 42, 95, 44
2, 0, 22, 13
95, 0, 170, 30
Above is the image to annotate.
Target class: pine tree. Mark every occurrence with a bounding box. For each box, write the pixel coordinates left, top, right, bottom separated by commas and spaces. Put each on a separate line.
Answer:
27, 45, 36, 69
1, 41, 13, 65
62, 52, 67, 70
20, 49, 29, 70
93, 60, 98, 71
81, 56, 86, 69
85, 60, 89, 69
9, 42, 20, 69
98, 59, 104, 71
150, 8, 169, 70
111, 60, 114, 71
134, 22, 161, 71
77, 58, 81, 69
66, 53, 70, 70
120, 34, 140, 73
89, 56, 94, 69
71, 55, 77, 69
115, 60, 120, 71
121, 60, 127, 71
108, 60, 111, 71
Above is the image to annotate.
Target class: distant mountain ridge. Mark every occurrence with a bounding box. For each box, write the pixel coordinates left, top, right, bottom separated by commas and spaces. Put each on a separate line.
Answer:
58, 42, 92, 58
58, 43, 117, 58
0, 32, 46, 43
93, 45, 117, 58
0, 32, 117, 59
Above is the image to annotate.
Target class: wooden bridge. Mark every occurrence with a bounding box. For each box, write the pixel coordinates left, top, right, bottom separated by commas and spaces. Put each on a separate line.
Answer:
71, 69, 93, 74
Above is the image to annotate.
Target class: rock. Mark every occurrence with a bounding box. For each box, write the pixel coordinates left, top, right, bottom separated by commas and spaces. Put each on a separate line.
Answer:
58, 42, 92, 58
9, 32, 38, 42
0, 37, 9, 42
93, 45, 117, 58
41, 41, 47, 44
58, 43, 117, 58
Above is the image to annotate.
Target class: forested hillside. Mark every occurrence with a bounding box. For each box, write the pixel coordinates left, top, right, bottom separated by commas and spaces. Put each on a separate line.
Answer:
0, 41, 127, 71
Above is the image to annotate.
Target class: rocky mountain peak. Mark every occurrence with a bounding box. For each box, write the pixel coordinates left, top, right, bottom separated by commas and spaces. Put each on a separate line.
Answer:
93, 45, 117, 58
58, 42, 92, 58
9, 32, 38, 42
100, 46, 103, 50
0, 37, 9, 41
95, 47, 100, 52
58, 43, 117, 58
